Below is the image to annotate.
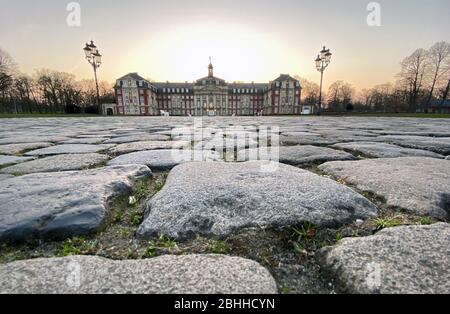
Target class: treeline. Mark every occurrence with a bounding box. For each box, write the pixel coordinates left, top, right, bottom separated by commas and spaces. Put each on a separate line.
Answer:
298, 41, 450, 113
0, 48, 114, 114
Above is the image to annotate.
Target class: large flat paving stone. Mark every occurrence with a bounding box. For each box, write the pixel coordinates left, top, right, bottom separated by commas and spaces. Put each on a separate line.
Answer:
0, 136, 69, 145
104, 134, 171, 144
280, 132, 380, 147
24, 144, 113, 156
0, 143, 52, 155
280, 135, 339, 146
108, 149, 221, 170
137, 161, 378, 240
194, 137, 258, 151
378, 135, 450, 154
370, 130, 450, 137
332, 142, 444, 159
0, 174, 13, 181
0, 155, 34, 167
319, 223, 450, 294
0, 165, 151, 242
1, 154, 110, 175
281, 131, 321, 137
237, 145, 355, 165
319, 157, 450, 220
109, 141, 188, 155
60, 138, 109, 145
0, 254, 277, 294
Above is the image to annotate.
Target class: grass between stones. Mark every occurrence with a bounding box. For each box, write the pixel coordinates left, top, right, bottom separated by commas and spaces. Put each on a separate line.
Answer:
322, 113, 450, 119
0, 161, 442, 294
0, 172, 168, 262
0, 114, 100, 119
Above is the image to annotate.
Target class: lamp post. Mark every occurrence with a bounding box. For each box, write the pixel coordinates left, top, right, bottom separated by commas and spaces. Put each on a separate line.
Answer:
83, 40, 102, 113
315, 46, 332, 115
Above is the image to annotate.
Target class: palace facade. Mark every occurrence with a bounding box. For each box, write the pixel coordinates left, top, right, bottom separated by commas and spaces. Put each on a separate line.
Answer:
109, 61, 314, 116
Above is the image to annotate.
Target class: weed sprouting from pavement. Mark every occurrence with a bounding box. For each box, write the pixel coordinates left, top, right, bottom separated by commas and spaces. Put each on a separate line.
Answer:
142, 234, 178, 258
58, 237, 97, 257
209, 240, 231, 254
373, 217, 402, 231
416, 216, 436, 225
292, 222, 317, 241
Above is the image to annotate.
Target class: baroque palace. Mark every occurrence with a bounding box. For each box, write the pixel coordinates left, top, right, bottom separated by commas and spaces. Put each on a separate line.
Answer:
107, 60, 314, 116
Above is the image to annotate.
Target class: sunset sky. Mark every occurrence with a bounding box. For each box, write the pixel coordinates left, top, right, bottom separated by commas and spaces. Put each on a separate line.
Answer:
0, 0, 449, 91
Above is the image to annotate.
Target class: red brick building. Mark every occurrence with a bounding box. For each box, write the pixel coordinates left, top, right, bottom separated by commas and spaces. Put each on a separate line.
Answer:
113, 61, 309, 116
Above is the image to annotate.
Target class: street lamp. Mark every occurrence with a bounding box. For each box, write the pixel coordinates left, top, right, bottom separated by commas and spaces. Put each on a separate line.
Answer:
83, 40, 102, 112
315, 46, 332, 115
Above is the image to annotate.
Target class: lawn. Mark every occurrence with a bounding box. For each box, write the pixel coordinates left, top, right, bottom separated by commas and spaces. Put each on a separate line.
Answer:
323, 113, 450, 118
1, 113, 450, 119
0, 113, 100, 119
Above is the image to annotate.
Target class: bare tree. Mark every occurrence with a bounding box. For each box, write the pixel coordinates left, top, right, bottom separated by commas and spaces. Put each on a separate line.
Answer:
295, 76, 320, 106
441, 78, 450, 104
438, 47, 450, 104
374, 83, 393, 112
0, 48, 17, 108
359, 89, 373, 109
340, 83, 355, 105
0, 48, 16, 76
397, 48, 429, 111
327, 80, 344, 111
425, 42, 450, 105
326, 81, 354, 112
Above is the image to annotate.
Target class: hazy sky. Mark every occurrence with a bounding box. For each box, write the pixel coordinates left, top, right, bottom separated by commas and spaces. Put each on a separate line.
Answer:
0, 0, 449, 90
